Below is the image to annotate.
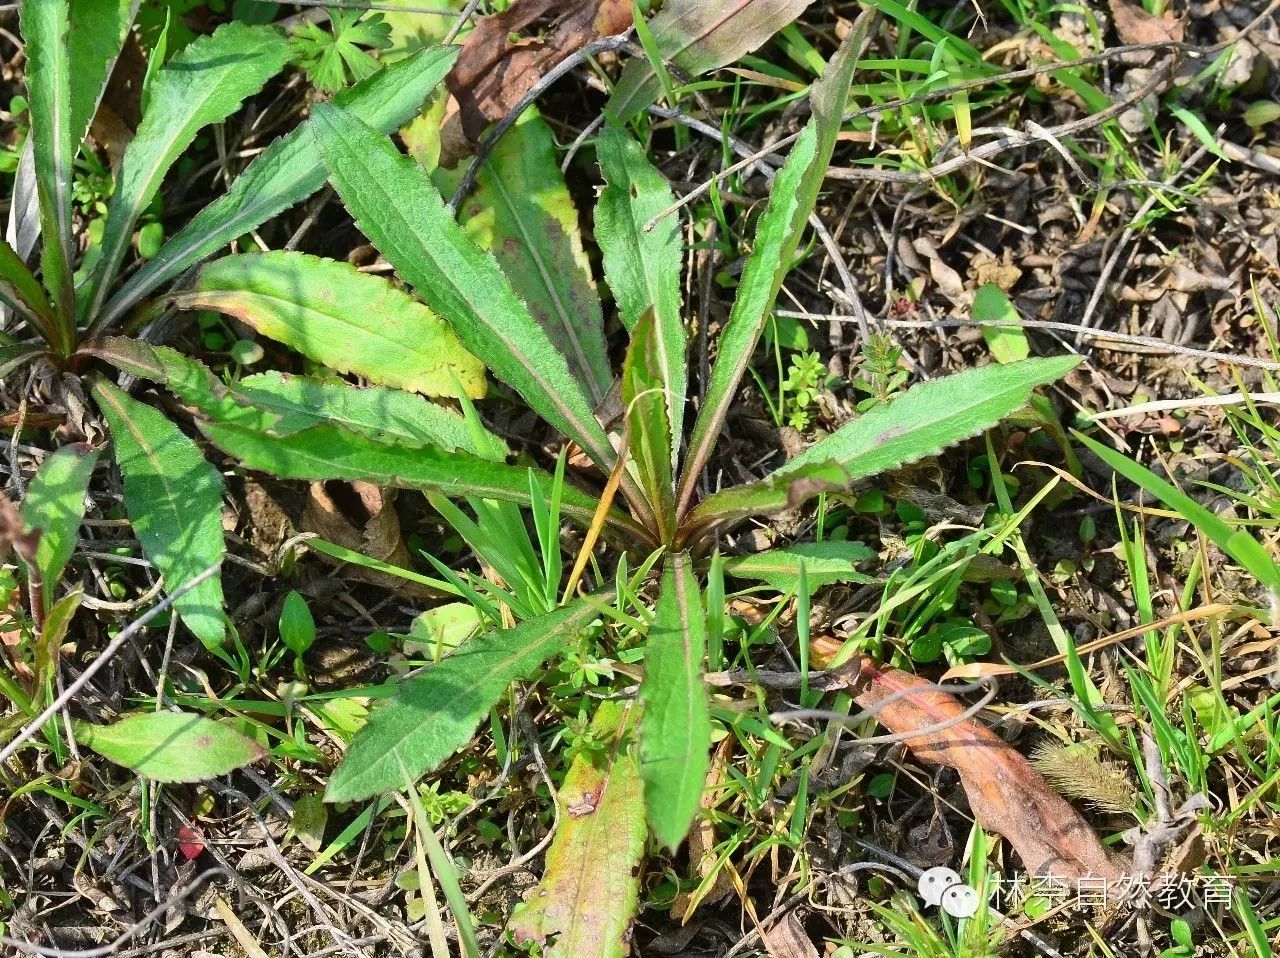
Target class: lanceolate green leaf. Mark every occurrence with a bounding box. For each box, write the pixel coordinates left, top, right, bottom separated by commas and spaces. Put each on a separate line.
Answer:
623, 310, 677, 544
509, 701, 646, 958
606, 0, 810, 122
21, 443, 99, 611
20, 0, 76, 341
87, 336, 501, 455
85, 22, 291, 321
96, 45, 459, 330
93, 380, 227, 649
677, 21, 866, 517
75, 712, 265, 782
201, 419, 649, 541
640, 553, 709, 851
177, 251, 485, 398
780, 357, 1081, 482
233, 372, 503, 456
595, 127, 685, 457
311, 104, 618, 476
0, 343, 51, 379
724, 541, 877, 593
1075, 430, 1280, 593
463, 110, 611, 403
686, 460, 849, 534
68, 0, 137, 150
326, 598, 599, 801
0, 237, 58, 343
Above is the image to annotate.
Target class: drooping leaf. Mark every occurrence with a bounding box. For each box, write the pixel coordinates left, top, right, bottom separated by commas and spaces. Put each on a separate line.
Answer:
462, 110, 610, 402
85, 22, 292, 320
776, 357, 1080, 485
685, 460, 850, 534
0, 342, 51, 379
311, 104, 618, 474
677, 20, 867, 517
68, 0, 137, 150
595, 126, 685, 455
725, 541, 877, 593
20, 0, 76, 340
326, 598, 599, 801
509, 701, 646, 958
640, 553, 709, 851
21, 443, 99, 611
1074, 430, 1280, 593
622, 310, 677, 544
93, 380, 227, 649
96, 45, 459, 330
74, 712, 265, 782
971, 283, 1030, 364
606, 0, 810, 122
0, 237, 58, 344
177, 251, 485, 398
201, 419, 647, 541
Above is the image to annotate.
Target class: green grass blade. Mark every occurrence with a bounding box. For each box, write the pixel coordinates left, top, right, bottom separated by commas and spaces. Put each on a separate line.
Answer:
21, 443, 99, 612
595, 126, 686, 459
178, 251, 485, 399
92, 380, 227, 650
20, 0, 76, 344
326, 598, 599, 801
676, 19, 866, 516
310, 104, 617, 475
640, 553, 710, 850
1075, 429, 1280, 593
463, 110, 611, 403
96, 45, 458, 330
85, 21, 291, 321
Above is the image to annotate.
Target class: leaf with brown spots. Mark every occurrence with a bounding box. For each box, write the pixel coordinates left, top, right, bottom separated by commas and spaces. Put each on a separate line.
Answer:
509, 701, 647, 958
74, 712, 265, 783
813, 647, 1126, 883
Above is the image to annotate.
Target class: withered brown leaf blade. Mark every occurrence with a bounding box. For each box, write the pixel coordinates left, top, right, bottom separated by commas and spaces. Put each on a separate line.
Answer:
827, 650, 1127, 883
440, 0, 633, 166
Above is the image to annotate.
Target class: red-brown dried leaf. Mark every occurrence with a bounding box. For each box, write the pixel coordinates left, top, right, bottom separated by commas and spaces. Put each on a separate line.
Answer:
828, 649, 1127, 883
439, 0, 632, 166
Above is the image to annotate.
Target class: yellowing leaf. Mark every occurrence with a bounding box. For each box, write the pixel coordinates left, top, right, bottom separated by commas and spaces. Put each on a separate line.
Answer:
180, 251, 486, 399
509, 701, 646, 958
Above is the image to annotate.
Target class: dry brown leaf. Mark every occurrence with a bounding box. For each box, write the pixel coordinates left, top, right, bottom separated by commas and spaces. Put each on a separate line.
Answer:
760, 912, 819, 958
439, 0, 633, 166
302, 481, 439, 599
1108, 0, 1185, 46
813, 644, 1127, 883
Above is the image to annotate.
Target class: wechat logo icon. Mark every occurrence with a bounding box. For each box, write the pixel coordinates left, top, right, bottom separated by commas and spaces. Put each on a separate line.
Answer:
918, 867, 981, 918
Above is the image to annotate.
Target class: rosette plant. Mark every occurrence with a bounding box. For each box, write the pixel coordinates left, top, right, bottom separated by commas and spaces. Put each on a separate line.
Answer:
157, 28, 1079, 848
